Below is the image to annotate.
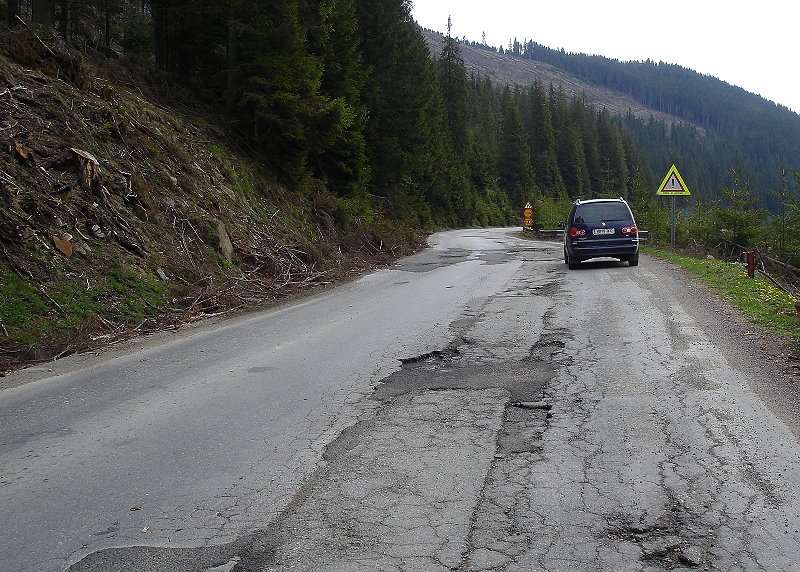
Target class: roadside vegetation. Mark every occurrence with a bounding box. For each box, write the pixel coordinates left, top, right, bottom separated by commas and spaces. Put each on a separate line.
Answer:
645, 247, 800, 349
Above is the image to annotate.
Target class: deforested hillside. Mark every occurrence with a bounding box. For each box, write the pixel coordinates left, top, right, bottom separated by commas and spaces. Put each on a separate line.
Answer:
0, 29, 420, 374
422, 29, 681, 127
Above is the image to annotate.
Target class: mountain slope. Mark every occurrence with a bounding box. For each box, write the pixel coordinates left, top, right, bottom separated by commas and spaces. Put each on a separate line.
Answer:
423, 29, 682, 127
0, 33, 418, 375
423, 29, 800, 204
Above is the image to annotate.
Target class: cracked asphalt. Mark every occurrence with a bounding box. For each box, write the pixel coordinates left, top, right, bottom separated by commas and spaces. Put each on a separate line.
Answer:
3, 228, 800, 571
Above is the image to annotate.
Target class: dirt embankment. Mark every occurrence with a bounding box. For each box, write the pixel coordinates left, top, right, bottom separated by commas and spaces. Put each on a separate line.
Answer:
0, 29, 419, 375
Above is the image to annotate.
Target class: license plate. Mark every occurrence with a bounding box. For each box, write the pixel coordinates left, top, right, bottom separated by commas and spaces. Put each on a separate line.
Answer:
593, 228, 615, 235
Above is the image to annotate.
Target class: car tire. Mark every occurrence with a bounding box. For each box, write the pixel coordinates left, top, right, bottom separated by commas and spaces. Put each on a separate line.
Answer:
567, 252, 580, 270
628, 255, 639, 267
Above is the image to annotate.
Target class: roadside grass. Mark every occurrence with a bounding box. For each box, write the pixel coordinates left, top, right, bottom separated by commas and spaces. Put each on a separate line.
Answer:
0, 266, 49, 345
0, 263, 169, 347
644, 246, 800, 348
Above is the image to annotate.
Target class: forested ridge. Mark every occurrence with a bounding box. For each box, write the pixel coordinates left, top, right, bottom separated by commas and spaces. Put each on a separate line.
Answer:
444, 32, 800, 211
1, 0, 799, 371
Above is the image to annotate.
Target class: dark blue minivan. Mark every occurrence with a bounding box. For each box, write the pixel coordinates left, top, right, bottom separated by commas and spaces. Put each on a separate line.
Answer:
562, 198, 639, 269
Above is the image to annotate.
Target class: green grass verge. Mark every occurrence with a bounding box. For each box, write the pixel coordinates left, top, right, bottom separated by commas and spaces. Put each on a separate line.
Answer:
1, 263, 168, 346
645, 246, 800, 347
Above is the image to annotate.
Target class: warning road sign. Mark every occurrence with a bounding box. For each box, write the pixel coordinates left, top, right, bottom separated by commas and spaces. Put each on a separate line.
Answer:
522, 202, 534, 229
657, 165, 691, 196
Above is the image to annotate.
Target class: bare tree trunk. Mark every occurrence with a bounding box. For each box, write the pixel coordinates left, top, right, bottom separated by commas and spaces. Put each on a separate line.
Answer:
8, 0, 20, 27
105, 0, 111, 54
32, 0, 52, 27
226, 12, 239, 113
61, 0, 73, 43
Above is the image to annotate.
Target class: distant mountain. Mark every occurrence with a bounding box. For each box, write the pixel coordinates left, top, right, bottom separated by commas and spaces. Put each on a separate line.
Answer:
422, 29, 679, 126
422, 29, 800, 208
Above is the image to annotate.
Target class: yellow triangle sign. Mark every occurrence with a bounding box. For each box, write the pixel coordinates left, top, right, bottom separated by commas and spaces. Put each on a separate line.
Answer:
657, 165, 691, 196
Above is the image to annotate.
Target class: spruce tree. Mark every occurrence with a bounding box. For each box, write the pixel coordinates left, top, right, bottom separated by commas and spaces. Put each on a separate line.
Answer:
467, 74, 500, 192
234, 0, 322, 182
526, 80, 565, 197
226, 0, 355, 186
497, 88, 533, 207
438, 17, 470, 152
356, 0, 451, 225
302, 0, 370, 199
594, 110, 629, 197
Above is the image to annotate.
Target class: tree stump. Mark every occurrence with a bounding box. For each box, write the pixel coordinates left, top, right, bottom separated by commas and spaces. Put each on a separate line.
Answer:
71, 147, 107, 204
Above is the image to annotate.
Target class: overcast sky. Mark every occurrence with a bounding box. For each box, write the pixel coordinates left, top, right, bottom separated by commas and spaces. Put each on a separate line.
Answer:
411, 1, 800, 114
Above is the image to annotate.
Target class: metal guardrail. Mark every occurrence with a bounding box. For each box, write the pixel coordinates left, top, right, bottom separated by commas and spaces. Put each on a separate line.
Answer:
717, 240, 800, 300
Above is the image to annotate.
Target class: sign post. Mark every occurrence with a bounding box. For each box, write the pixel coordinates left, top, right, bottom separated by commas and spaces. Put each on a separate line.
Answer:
522, 202, 534, 231
657, 165, 691, 245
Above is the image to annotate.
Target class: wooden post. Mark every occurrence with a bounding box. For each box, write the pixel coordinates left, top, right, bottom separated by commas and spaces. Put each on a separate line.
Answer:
746, 251, 755, 279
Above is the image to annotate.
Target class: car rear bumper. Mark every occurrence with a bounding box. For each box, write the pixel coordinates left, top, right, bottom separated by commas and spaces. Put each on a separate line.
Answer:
567, 238, 639, 259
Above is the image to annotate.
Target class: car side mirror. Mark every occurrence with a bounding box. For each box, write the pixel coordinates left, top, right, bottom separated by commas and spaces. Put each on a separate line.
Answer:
557, 221, 565, 228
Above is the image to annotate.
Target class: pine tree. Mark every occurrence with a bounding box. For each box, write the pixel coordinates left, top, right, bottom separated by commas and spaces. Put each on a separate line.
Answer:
467, 74, 500, 192
550, 88, 590, 199
560, 125, 591, 200
438, 17, 469, 151
770, 168, 792, 258
525, 80, 564, 197
713, 168, 766, 247
497, 87, 533, 207
356, 0, 452, 225
595, 110, 629, 197
233, 0, 330, 184
301, 0, 369, 198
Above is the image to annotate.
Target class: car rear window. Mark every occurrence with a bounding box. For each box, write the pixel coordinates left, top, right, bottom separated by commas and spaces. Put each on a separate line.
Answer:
574, 202, 631, 223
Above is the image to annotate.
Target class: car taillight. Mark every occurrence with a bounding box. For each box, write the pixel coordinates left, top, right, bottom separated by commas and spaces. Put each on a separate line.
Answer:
622, 224, 638, 235
569, 227, 586, 238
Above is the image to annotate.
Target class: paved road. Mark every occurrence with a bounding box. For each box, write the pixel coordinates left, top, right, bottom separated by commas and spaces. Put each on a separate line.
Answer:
2, 228, 800, 571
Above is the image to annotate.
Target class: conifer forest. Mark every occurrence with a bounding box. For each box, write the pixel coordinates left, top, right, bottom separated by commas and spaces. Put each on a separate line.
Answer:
4, 0, 800, 266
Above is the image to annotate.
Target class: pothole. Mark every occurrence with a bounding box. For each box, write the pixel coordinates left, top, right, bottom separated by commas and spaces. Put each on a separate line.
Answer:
69, 307, 568, 571
399, 347, 460, 368
497, 399, 553, 454
606, 511, 708, 570
525, 329, 568, 363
